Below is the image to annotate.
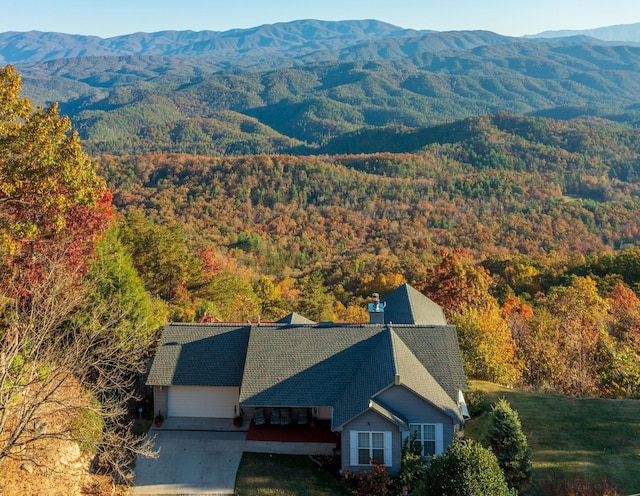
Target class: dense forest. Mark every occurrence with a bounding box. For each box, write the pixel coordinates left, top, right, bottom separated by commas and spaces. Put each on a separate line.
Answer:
98, 112, 640, 263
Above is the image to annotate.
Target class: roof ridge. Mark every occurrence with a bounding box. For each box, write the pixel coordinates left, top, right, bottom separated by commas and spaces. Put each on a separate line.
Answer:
390, 329, 422, 379
166, 322, 251, 327
331, 328, 396, 429
393, 330, 442, 386
369, 397, 409, 429
363, 330, 396, 385
387, 325, 400, 380
404, 284, 418, 323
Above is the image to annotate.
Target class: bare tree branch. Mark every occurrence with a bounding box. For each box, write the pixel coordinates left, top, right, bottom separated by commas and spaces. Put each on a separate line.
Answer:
0, 255, 158, 484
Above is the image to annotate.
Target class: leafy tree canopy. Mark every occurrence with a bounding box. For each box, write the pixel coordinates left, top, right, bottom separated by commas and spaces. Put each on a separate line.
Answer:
0, 65, 112, 289
419, 438, 516, 496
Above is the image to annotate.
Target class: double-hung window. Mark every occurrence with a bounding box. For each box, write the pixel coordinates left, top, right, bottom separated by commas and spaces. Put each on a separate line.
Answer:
358, 432, 384, 464
350, 431, 392, 466
409, 423, 442, 457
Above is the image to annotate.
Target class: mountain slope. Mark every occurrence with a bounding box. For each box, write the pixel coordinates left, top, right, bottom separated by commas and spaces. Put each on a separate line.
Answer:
95, 113, 640, 267
7, 20, 640, 156
21, 39, 639, 156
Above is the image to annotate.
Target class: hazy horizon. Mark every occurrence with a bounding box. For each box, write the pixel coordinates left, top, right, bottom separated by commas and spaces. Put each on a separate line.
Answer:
3, 0, 639, 39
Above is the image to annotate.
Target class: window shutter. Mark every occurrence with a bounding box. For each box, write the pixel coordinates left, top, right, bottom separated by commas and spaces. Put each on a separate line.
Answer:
350, 431, 359, 466
384, 431, 393, 467
435, 423, 444, 455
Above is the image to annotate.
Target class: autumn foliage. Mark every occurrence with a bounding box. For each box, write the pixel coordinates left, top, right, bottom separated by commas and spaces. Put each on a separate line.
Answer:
1, 66, 152, 491
0, 65, 113, 291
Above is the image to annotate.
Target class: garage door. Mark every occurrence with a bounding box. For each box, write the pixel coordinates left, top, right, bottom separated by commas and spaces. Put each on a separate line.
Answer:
168, 386, 239, 418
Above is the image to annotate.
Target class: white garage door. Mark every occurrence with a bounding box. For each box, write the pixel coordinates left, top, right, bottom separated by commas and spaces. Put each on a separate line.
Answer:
168, 386, 239, 418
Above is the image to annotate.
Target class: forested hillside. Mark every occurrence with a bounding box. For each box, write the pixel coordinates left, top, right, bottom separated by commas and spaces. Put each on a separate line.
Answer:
7, 20, 640, 156
98, 113, 640, 265
15, 41, 640, 155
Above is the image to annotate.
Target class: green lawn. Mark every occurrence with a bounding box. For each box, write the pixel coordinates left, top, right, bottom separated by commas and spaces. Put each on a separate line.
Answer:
233, 453, 351, 496
465, 381, 640, 495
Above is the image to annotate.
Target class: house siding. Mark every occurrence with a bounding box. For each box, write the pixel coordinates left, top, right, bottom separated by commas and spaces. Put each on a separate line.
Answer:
342, 410, 401, 476
376, 385, 457, 450
153, 386, 168, 419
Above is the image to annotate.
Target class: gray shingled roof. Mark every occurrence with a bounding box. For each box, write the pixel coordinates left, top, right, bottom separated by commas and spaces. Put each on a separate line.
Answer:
390, 328, 464, 423
147, 285, 467, 426
239, 324, 390, 409
238, 322, 466, 428
331, 327, 396, 429
147, 323, 250, 386
392, 325, 467, 399
382, 284, 447, 325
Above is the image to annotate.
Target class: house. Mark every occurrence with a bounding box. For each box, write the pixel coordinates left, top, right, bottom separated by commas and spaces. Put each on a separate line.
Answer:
146, 283, 468, 475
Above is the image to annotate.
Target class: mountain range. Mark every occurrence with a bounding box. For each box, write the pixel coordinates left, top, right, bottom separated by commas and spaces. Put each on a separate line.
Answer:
3, 20, 640, 66
3, 20, 428, 66
3, 19, 640, 156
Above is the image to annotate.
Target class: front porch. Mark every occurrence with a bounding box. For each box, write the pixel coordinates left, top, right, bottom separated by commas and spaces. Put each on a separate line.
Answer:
245, 419, 340, 456
150, 416, 340, 456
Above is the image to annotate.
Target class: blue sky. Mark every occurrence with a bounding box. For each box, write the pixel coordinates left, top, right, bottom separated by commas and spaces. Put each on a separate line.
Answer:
2, 0, 639, 38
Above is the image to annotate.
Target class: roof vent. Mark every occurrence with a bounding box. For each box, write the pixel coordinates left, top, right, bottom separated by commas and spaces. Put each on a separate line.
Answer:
368, 293, 385, 324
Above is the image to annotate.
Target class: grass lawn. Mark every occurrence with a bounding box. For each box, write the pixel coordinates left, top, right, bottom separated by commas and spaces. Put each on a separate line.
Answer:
465, 381, 640, 495
233, 453, 351, 496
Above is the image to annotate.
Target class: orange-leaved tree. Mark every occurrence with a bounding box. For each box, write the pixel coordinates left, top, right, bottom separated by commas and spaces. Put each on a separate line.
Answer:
424, 250, 522, 385
0, 65, 113, 292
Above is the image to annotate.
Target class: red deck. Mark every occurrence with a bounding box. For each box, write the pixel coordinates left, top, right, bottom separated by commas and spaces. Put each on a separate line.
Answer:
246, 420, 340, 445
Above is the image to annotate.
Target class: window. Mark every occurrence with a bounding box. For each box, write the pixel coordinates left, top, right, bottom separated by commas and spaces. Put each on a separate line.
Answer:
357, 431, 384, 464
351, 431, 392, 466
410, 423, 439, 457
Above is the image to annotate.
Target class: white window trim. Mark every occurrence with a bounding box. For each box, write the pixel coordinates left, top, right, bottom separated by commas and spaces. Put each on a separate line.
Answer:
350, 430, 392, 467
407, 423, 444, 457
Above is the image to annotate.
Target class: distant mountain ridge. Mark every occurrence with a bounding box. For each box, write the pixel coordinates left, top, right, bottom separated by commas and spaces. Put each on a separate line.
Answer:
4, 19, 640, 67
530, 21, 640, 42
17, 38, 638, 157
0, 20, 431, 65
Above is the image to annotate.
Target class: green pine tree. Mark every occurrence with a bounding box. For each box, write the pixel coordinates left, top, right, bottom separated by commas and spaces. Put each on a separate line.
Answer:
487, 398, 532, 490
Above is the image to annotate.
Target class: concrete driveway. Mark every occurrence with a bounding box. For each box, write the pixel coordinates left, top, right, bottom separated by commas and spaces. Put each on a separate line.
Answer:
133, 430, 246, 495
